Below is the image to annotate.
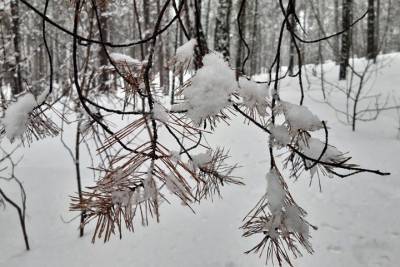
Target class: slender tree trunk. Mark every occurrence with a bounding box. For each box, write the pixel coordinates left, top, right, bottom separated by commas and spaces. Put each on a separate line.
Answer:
98, 2, 109, 91
317, 1, 326, 99
214, 0, 232, 59
204, 0, 212, 38
235, 0, 246, 71
171, 22, 180, 105
179, 25, 184, 86
375, 0, 380, 58
156, 0, 165, 92
183, 0, 193, 38
133, 0, 145, 60
334, 0, 340, 63
191, 0, 208, 69
339, 0, 352, 80
0, 188, 30, 250
301, 3, 307, 65
250, 0, 258, 75
10, 0, 23, 95
130, 0, 137, 58
1, 19, 10, 92
75, 117, 85, 237
164, 17, 171, 96
367, 0, 376, 61
288, 0, 296, 76
143, 0, 151, 53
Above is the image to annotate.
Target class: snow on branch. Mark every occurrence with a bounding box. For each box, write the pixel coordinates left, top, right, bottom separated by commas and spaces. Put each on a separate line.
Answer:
1, 89, 59, 143
183, 52, 237, 126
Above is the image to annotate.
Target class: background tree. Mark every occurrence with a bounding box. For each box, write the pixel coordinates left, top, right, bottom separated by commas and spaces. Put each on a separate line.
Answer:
339, 0, 353, 80
367, 0, 377, 61
214, 0, 232, 59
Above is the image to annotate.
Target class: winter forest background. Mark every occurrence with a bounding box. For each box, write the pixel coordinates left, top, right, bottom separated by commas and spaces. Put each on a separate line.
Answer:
1, 0, 400, 266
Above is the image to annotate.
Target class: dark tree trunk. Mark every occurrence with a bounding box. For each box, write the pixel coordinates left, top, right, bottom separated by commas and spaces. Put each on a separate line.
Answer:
156, 1, 165, 92
191, 0, 208, 69
339, 0, 352, 80
163, 16, 171, 96
143, 0, 151, 53
130, 0, 137, 59
10, 0, 23, 95
98, 2, 109, 91
334, 0, 340, 63
214, 0, 232, 59
0, 188, 30, 250
288, 0, 296, 76
75, 117, 85, 237
235, 0, 246, 71
367, 0, 376, 61
133, 0, 145, 60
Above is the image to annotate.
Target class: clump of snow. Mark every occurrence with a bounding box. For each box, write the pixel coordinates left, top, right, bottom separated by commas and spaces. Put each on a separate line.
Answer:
3, 94, 35, 141
263, 213, 282, 239
300, 137, 344, 177
190, 150, 213, 170
175, 39, 197, 64
284, 205, 309, 237
2, 89, 49, 141
264, 183, 310, 240
131, 188, 145, 205
184, 52, 237, 125
111, 190, 131, 206
270, 125, 291, 147
266, 170, 286, 214
279, 101, 323, 132
300, 137, 343, 163
238, 77, 269, 116
152, 102, 169, 123
110, 52, 142, 66
109, 168, 124, 181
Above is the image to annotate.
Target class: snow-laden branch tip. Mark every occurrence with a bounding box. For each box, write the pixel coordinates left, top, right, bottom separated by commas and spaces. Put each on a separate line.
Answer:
2, 89, 49, 142
184, 52, 237, 125
279, 101, 323, 132
174, 38, 197, 65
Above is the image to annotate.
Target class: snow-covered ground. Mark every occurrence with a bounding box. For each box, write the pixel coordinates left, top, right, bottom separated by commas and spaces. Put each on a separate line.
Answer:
1, 54, 400, 267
